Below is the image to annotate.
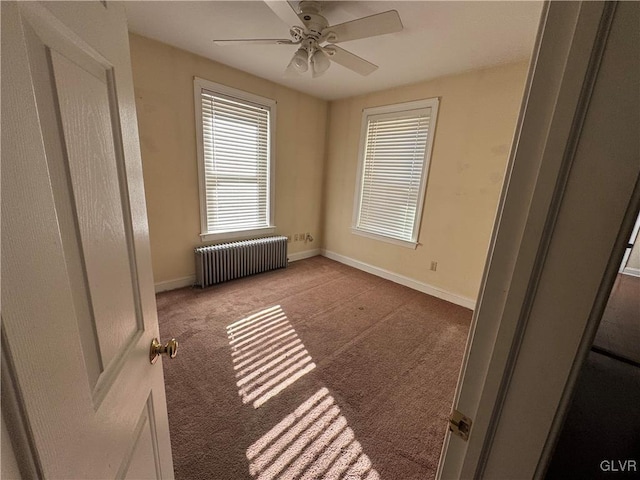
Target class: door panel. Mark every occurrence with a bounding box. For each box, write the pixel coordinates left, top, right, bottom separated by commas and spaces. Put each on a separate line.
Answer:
51, 46, 141, 380
1, 2, 174, 478
119, 395, 162, 480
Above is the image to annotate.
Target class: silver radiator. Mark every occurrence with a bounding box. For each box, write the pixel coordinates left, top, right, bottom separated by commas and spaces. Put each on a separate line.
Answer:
195, 236, 288, 288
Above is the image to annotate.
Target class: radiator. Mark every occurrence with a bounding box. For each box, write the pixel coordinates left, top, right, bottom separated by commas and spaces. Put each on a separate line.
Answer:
195, 236, 288, 288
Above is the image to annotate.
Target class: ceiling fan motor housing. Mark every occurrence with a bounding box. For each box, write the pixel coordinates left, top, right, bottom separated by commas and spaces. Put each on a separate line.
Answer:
297, 1, 329, 41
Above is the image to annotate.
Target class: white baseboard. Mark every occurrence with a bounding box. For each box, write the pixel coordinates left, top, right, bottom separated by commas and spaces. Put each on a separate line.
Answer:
622, 267, 640, 277
154, 275, 196, 293
288, 248, 321, 262
321, 249, 476, 310
154, 249, 320, 293
153, 249, 476, 310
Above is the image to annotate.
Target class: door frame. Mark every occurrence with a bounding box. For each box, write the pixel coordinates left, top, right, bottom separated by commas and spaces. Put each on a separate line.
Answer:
438, 1, 639, 478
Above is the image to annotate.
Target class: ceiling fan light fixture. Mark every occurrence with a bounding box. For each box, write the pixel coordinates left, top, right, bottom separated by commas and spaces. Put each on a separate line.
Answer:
310, 49, 331, 77
214, 1, 400, 78
290, 46, 309, 73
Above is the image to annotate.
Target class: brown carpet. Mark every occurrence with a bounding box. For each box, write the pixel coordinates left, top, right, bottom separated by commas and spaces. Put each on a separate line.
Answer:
156, 256, 472, 480
593, 274, 640, 365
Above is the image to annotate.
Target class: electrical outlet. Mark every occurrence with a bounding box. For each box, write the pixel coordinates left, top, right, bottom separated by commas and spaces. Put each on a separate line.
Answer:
294, 234, 299, 242
430, 261, 438, 271
299, 233, 305, 242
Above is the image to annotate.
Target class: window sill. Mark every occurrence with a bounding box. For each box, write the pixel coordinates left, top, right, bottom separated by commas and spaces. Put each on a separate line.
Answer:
351, 228, 418, 249
200, 226, 276, 243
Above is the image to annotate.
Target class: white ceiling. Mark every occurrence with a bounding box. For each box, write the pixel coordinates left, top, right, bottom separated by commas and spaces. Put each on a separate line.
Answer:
125, 1, 543, 101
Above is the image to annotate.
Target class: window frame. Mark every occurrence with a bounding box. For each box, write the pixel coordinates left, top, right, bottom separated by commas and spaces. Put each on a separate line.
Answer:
351, 98, 439, 249
194, 77, 277, 242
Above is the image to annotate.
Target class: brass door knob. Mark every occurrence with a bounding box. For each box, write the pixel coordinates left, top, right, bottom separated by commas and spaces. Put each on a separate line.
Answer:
150, 337, 178, 364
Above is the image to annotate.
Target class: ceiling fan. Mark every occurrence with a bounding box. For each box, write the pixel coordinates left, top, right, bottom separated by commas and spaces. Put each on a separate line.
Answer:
213, 1, 403, 78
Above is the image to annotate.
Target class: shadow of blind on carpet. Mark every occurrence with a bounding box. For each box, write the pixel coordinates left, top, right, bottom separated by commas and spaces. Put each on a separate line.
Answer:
247, 387, 380, 480
227, 305, 317, 408
228, 305, 381, 479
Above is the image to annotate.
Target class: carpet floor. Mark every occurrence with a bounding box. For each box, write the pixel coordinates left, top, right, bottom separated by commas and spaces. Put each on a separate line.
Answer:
156, 256, 472, 480
592, 274, 640, 365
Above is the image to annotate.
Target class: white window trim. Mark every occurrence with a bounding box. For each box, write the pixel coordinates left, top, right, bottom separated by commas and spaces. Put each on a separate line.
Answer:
194, 77, 277, 242
350, 227, 420, 249
352, 98, 440, 248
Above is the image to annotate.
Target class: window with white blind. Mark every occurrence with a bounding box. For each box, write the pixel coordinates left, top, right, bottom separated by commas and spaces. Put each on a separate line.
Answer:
194, 78, 276, 241
353, 98, 439, 248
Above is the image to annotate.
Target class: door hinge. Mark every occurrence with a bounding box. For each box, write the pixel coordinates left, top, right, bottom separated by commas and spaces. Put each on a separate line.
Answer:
449, 409, 472, 441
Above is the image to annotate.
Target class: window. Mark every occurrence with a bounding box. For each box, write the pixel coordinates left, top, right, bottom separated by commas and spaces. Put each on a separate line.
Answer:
352, 98, 439, 248
195, 78, 276, 241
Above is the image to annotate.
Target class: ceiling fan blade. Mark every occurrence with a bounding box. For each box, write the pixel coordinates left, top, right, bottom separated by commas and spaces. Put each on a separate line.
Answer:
263, 1, 302, 28
213, 39, 294, 46
325, 45, 378, 76
323, 10, 403, 44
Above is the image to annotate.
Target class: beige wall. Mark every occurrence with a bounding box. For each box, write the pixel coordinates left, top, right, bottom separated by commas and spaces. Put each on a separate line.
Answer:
130, 32, 528, 301
129, 33, 327, 284
323, 62, 529, 302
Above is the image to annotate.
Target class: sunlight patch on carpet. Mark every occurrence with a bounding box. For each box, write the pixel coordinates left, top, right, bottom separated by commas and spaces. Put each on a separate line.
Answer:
227, 305, 316, 408
247, 388, 381, 480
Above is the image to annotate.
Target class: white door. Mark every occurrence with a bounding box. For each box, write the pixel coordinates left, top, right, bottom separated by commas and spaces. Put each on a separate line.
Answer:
2, 2, 174, 478
438, 1, 639, 478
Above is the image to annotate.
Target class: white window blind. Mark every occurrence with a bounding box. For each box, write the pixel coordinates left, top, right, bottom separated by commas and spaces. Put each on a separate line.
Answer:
354, 99, 438, 246
198, 84, 273, 237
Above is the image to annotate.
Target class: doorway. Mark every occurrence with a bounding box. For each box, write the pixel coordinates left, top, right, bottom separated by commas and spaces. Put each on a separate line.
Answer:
546, 207, 640, 479
591, 212, 640, 366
